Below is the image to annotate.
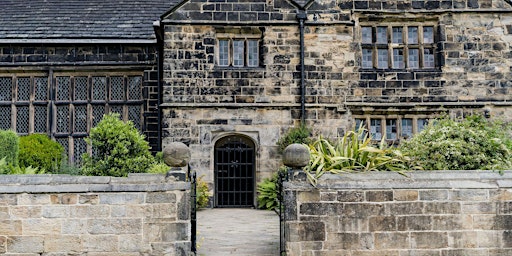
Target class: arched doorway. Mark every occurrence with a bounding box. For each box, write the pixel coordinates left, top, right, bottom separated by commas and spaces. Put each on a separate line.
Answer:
214, 135, 256, 207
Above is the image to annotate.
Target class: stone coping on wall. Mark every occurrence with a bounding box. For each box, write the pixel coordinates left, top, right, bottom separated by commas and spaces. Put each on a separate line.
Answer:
287, 170, 512, 189
0, 173, 190, 194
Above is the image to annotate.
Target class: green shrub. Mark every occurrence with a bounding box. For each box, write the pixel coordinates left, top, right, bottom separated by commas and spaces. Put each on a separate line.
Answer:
277, 124, 312, 153
196, 176, 210, 209
400, 115, 512, 172
0, 130, 19, 166
19, 134, 64, 173
305, 126, 411, 185
81, 113, 154, 177
0, 157, 45, 175
147, 162, 170, 174
257, 172, 281, 211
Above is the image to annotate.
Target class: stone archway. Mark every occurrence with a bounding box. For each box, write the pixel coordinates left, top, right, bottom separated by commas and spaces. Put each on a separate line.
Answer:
214, 135, 255, 207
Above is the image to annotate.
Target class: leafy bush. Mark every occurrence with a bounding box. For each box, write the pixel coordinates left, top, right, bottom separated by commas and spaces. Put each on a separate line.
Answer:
400, 115, 512, 172
0, 157, 44, 175
257, 172, 280, 211
81, 113, 154, 177
305, 126, 411, 185
277, 124, 312, 153
19, 134, 64, 173
196, 176, 210, 209
0, 130, 19, 166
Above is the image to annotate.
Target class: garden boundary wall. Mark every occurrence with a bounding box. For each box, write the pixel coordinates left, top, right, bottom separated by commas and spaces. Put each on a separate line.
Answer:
0, 174, 191, 256
284, 170, 512, 256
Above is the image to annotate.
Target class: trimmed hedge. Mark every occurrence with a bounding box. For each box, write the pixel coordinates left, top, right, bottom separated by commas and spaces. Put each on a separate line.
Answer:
0, 130, 19, 165
19, 134, 64, 173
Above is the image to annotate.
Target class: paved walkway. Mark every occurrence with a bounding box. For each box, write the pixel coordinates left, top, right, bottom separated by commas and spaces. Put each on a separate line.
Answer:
196, 208, 280, 256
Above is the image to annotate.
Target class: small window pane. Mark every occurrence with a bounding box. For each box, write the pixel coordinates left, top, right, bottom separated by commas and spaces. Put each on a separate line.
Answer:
423, 27, 434, 44
392, 27, 403, 44
362, 49, 373, 68
362, 27, 372, 44
386, 119, 397, 140
377, 49, 388, 69
417, 119, 428, 133
408, 27, 418, 44
408, 49, 419, 69
370, 119, 382, 140
401, 119, 413, 139
248, 40, 259, 67
424, 48, 435, 68
393, 49, 404, 69
233, 40, 244, 67
376, 27, 387, 44
219, 40, 229, 66
355, 118, 368, 139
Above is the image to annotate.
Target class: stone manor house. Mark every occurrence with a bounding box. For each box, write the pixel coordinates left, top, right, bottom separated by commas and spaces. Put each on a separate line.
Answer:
3, 0, 512, 207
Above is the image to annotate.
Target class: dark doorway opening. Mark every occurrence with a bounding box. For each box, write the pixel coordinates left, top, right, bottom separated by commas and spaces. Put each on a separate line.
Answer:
214, 136, 255, 207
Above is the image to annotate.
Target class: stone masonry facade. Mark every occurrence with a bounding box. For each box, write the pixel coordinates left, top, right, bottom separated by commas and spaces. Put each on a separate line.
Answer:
0, 174, 191, 256
284, 170, 512, 255
161, 0, 512, 206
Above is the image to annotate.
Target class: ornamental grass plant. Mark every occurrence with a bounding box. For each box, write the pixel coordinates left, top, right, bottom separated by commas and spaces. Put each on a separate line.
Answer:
305, 126, 412, 185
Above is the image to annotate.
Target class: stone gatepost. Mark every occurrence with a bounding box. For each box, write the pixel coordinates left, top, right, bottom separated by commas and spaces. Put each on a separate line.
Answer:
282, 143, 310, 181
163, 142, 191, 181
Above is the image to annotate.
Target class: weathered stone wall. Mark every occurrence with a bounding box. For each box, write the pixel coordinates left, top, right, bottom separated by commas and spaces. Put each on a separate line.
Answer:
0, 174, 191, 255
284, 170, 512, 255
161, 0, 512, 203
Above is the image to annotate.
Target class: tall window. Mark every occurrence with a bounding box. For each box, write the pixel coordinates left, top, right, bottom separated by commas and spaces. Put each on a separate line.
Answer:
217, 37, 260, 68
361, 24, 437, 69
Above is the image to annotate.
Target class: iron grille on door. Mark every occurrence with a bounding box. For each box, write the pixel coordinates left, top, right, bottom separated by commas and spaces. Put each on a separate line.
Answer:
0, 73, 144, 166
215, 136, 255, 207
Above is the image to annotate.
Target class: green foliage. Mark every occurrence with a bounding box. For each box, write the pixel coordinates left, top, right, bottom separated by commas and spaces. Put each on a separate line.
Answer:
81, 113, 154, 177
196, 176, 210, 209
400, 115, 512, 172
147, 162, 170, 174
0, 157, 45, 175
277, 124, 312, 153
19, 134, 64, 173
0, 130, 19, 166
257, 172, 280, 211
305, 126, 411, 185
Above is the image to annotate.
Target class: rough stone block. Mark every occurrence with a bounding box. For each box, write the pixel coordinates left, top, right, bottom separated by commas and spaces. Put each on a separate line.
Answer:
61, 219, 88, 234
369, 216, 396, 231
119, 234, 150, 252
410, 232, 448, 249
50, 194, 78, 205
366, 191, 393, 202
83, 235, 118, 252
0, 194, 17, 205
397, 216, 432, 231
393, 190, 419, 201
146, 192, 176, 204
79, 194, 99, 204
161, 223, 189, 242
22, 219, 61, 235
461, 202, 495, 214
17, 194, 50, 205
298, 190, 321, 202
6, 236, 44, 253
432, 215, 472, 230
42, 205, 70, 218
99, 193, 144, 205
448, 231, 478, 248
8, 206, 41, 219
450, 189, 488, 201
0, 221, 22, 236
419, 190, 449, 201
337, 191, 364, 202
424, 202, 461, 214
43, 235, 81, 252
69, 205, 110, 218
374, 232, 409, 250
300, 203, 340, 216
385, 202, 424, 215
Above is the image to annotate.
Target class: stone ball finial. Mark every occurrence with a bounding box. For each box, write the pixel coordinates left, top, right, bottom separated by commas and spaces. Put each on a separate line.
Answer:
282, 143, 310, 168
163, 142, 191, 167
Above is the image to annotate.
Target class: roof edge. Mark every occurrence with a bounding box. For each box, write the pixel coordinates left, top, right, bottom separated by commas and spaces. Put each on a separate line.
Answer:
0, 39, 157, 44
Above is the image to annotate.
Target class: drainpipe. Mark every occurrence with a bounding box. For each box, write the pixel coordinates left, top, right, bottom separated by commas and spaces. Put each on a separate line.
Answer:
153, 20, 164, 152
296, 11, 307, 125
